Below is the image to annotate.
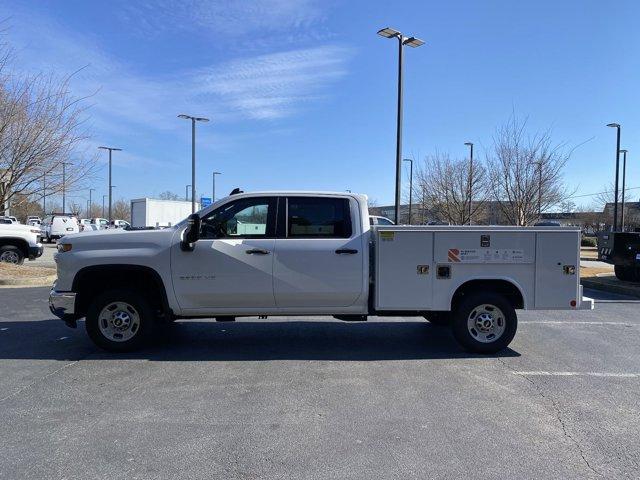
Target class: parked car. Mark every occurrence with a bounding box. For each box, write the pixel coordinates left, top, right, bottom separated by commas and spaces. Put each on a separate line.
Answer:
369, 215, 394, 226
91, 218, 109, 230
50, 190, 593, 353
112, 219, 131, 229
0, 223, 43, 264
79, 219, 92, 231
27, 216, 42, 224
1, 216, 19, 224
42, 213, 80, 242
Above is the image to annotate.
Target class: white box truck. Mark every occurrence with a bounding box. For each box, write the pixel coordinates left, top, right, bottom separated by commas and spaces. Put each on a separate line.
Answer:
50, 191, 593, 353
130, 198, 200, 228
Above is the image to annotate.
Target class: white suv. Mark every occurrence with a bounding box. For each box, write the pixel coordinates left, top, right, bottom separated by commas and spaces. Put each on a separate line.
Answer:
42, 214, 80, 242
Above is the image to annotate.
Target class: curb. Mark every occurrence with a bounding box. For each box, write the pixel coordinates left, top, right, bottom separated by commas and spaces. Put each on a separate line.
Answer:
0, 274, 57, 288
580, 277, 640, 298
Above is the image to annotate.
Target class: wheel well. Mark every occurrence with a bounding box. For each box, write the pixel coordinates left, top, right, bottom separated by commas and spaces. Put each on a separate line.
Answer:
72, 265, 172, 319
0, 238, 28, 257
451, 279, 524, 311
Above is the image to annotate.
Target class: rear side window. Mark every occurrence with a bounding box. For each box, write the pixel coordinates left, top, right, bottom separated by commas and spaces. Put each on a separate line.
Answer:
287, 197, 352, 238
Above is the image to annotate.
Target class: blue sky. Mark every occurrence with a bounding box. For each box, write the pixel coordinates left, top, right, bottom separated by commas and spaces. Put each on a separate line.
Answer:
3, 0, 639, 208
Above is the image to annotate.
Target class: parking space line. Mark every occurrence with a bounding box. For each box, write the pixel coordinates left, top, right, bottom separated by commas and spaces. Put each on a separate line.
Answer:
513, 371, 640, 378
519, 321, 635, 326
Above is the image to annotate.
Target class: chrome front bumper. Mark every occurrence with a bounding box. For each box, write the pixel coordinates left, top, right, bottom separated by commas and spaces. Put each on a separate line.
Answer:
49, 288, 77, 318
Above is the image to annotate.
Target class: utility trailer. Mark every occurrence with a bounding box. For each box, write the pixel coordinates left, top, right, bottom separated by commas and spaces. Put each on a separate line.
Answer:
598, 231, 640, 282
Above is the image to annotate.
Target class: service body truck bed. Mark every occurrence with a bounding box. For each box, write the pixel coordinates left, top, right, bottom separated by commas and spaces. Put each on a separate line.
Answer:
50, 191, 593, 354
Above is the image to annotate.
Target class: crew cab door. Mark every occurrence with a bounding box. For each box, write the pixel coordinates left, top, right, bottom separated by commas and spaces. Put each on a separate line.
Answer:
171, 196, 278, 311
273, 196, 364, 308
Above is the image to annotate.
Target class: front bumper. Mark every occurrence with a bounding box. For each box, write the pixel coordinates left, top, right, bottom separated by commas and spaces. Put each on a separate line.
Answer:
28, 244, 43, 260
49, 288, 77, 322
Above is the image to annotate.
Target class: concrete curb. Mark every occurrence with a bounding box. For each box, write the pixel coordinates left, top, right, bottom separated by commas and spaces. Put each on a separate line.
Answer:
0, 274, 57, 288
581, 277, 640, 298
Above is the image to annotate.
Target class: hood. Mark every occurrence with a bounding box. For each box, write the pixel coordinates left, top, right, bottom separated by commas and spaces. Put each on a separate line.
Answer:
59, 226, 177, 250
0, 223, 40, 235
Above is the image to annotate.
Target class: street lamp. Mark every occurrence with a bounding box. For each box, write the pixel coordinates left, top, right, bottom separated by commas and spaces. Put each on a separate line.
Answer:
102, 195, 107, 218
178, 114, 210, 213
62, 161, 71, 212
185, 184, 191, 202
402, 158, 413, 224
378, 27, 425, 224
88, 188, 95, 218
464, 142, 474, 225
43, 172, 47, 214
98, 146, 122, 223
620, 149, 628, 231
532, 161, 544, 219
606, 123, 621, 231
212, 171, 221, 201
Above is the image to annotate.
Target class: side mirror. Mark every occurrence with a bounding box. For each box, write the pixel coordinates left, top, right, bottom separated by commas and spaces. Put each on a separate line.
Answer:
181, 213, 201, 251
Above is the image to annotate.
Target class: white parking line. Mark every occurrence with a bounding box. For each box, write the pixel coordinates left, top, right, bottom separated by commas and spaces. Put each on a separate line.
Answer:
519, 321, 635, 326
513, 371, 640, 378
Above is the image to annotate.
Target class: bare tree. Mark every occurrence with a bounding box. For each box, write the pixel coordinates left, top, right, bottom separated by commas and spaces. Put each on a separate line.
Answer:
112, 198, 131, 221
0, 44, 95, 215
486, 116, 572, 226
414, 151, 489, 225
158, 190, 180, 201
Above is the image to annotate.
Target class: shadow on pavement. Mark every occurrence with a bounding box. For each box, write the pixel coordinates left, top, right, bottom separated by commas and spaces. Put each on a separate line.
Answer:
0, 318, 520, 361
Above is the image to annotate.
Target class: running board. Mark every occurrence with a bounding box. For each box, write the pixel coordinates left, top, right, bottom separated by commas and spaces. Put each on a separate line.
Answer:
333, 315, 368, 321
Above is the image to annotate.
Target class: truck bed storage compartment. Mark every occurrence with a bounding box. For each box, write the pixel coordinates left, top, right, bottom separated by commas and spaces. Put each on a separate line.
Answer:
375, 230, 434, 310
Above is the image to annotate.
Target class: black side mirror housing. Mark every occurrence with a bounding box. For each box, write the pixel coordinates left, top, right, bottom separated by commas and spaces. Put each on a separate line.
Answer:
181, 213, 201, 251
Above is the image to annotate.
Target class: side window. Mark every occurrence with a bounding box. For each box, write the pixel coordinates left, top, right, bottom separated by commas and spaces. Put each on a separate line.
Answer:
287, 197, 352, 238
378, 217, 394, 225
200, 197, 276, 239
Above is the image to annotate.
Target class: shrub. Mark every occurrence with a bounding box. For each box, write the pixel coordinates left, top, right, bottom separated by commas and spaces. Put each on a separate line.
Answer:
581, 237, 597, 247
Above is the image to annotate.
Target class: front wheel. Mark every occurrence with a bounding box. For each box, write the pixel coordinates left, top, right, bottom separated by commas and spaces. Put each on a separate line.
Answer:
0, 245, 24, 264
451, 292, 517, 354
85, 289, 155, 352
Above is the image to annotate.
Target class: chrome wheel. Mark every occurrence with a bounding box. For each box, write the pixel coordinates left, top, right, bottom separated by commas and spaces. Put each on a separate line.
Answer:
467, 304, 506, 343
0, 250, 20, 264
98, 301, 141, 342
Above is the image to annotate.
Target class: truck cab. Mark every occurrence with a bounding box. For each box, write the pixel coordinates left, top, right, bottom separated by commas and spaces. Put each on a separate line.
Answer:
50, 191, 592, 354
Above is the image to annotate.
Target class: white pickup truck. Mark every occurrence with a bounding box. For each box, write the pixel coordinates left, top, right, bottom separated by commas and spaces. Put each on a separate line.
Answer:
0, 223, 44, 264
50, 191, 593, 353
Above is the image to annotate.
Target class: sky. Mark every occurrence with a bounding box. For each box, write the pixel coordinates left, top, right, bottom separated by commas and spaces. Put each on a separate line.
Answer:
2, 0, 639, 209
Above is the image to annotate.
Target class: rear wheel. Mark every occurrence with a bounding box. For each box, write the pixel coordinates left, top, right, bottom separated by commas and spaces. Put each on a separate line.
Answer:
614, 265, 639, 282
452, 292, 517, 354
0, 245, 24, 264
85, 289, 155, 352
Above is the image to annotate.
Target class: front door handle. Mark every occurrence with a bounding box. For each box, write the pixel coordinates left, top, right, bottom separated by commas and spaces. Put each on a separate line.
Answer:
335, 248, 358, 254
246, 248, 270, 255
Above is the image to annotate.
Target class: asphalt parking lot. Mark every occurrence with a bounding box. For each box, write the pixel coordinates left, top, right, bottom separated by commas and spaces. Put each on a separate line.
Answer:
1, 287, 639, 479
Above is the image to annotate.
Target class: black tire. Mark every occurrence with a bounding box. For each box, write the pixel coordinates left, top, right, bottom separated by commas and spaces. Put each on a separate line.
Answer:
423, 312, 451, 326
451, 292, 517, 354
0, 245, 25, 265
85, 289, 155, 352
614, 265, 638, 282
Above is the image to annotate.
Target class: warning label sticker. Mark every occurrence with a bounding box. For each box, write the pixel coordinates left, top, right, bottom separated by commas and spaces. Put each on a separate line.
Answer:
447, 248, 526, 264
380, 231, 395, 241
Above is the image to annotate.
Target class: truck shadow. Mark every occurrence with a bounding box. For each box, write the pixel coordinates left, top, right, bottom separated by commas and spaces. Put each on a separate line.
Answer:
0, 318, 520, 361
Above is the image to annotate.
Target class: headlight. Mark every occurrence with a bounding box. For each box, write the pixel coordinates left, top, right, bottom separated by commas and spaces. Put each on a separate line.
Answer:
57, 244, 72, 253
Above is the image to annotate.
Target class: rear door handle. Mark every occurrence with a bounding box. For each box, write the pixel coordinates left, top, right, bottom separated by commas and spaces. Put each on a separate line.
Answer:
335, 248, 358, 254
246, 248, 270, 255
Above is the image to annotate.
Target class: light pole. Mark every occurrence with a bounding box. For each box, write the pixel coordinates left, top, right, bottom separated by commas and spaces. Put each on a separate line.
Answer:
178, 114, 210, 213
464, 142, 474, 225
532, 160, 543, 219
102, 195, 107, 218
62, 162, 71, 212
185, 184, 191, 202
88, 188, 95, 218
212, 171, 221, 201
402, 158, 413, 224
98, 146, 122, 223
620, 149, 628, 231
43, 172, 47, 214
606, 123, 621, 231
377, 27, 424, 224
